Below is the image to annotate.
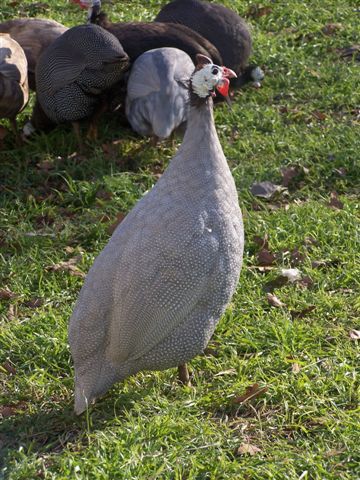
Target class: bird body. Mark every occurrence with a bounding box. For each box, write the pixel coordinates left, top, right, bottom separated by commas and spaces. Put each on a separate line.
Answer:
125, 47, 194, 139
35, 23, 129, 125
69, 55, 244, 414
0, 33, 29, 134
0, 18, 68, 90
155, 0, 263, 87
94, 15, 222, 66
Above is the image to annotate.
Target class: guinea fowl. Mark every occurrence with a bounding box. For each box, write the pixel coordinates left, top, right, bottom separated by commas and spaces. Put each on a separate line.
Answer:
69, 54, 244, 414
125, 47, 194, 141
155, 0, 264, 88
0, 33, 29, 142
0, 18, 68, 90
92, 12, 222, 66
35, 23, 129, 150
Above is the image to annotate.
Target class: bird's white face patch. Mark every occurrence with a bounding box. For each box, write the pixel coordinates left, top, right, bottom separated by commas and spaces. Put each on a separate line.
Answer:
191, 64, 224, 98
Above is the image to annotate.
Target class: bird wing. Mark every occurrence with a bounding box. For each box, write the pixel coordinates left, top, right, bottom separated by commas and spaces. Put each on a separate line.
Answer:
70, 184, 220, 368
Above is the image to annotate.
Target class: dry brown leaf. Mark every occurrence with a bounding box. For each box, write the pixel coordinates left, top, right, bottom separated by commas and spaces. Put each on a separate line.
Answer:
290, 248, 306, 266
237, 443, 262, 456
257, 249, 276, 266
46, 255, 84, 277
291, 305, 316, 319
298, 275, 314, 288
0, 288, 17, 300
253, 234, 269, 250
65, 246, 75, 254
337, 45, 360, 61
266, 293, 285, 308
325, 448, 346, 457
1, 361, 16, 375
23, 297, 44, 308
329, 191, 344, 210
0, 401, 27, 418
96, 189, 113, 201
263, 275, 289, 292
7, 304, 17, 321
312, 111, 327, 121
292, 363, 301, 374
322, 23, 342, 35
250, 181, 283, 200
107, 213, 126, 235
245, 5, 272, 18
233, 383, 268, 404
349, 329, 360, 340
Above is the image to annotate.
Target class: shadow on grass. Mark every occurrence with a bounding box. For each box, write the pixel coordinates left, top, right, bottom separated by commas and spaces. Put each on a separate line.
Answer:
0, 388, 149, 469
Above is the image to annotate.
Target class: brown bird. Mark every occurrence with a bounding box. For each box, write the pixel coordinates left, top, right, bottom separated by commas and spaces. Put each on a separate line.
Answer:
0, 18, 68, 90
0, 33, 29, 143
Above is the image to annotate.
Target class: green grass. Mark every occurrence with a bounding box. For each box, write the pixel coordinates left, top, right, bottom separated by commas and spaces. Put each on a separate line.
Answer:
1, 0, 359, 478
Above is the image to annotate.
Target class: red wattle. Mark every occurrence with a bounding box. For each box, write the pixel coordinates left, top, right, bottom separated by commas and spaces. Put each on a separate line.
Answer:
216, 78, 230, 97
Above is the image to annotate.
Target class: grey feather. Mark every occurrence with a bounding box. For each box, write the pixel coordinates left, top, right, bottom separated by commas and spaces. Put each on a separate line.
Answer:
125, 47, 194, 139
69, 67, 244, 414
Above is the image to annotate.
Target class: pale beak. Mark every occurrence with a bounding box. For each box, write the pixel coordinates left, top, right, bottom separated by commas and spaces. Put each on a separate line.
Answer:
222, 67, 237, 79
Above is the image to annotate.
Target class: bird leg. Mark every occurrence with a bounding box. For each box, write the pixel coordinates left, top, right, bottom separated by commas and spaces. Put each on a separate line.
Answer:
150, 135, 159, 147
9, 118, 22, 146
178, 363, 191, 386
72, 121, 85, 154
86, 99, 108, 141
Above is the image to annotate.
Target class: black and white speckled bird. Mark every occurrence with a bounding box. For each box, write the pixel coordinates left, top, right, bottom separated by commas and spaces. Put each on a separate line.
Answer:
0, 33, 29, 143
35, 15, 129, 149
125, 47, 194, 141
69, 54, 244, 414
155, 0, 264, 88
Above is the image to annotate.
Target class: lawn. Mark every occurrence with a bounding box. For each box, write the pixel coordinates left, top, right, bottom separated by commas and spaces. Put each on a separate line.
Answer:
0, 0, 359, 479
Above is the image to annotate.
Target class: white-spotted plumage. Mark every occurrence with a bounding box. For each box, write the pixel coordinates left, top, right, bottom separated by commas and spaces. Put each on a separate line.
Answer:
69, 56, 243, 414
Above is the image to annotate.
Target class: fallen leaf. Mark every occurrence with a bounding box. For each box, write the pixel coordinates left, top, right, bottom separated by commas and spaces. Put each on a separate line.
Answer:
291, 305, 316, 319
334, 167, 347, 177
298, 275, 313, 288
237, 443, 262, 456
107, 213, 126, 235
214, 368, 237, 377
263, 275, 289, 292
65, 246, 75, 254
322, 23, 342, 35
329, 191, 344, 210
96, 189, 113, 201
292, 363, 301, 374
280, 268, 301, 282
311, 259, 340, 269
250, 181, 283, 200
266, 293, 285, 307
23, 297, 44, 308
290, 248, 306, 266
1, 361, 16, 375
257, 249, 276, 266
312, 111, 327, 121
0, 288, 17, 300
7, 304, 17, 321
46, 255, 85, 277
253, 234, 269, 250
0, 401, 27, 418
303, 236, 318, 247
349, 329, 360, 340
245, 5, 272, 18
233, 383, 268, 404
280, 166, 300, 187
325, 448, 346, 457
336, 45, 360, 61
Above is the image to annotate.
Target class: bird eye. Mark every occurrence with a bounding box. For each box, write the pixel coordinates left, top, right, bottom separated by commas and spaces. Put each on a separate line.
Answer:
211, 67, 219, 75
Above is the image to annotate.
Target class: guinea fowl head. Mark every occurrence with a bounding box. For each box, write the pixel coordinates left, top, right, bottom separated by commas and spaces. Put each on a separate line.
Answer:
190, 54, 236, 105
70, 0, 101, 23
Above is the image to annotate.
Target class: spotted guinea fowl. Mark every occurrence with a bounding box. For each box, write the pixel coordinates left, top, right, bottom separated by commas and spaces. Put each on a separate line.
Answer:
0, 33, 29, 142
125, 47, 194, 141
35, 23, 129, 150
155, 0, 264, 88
92, 12, 222, 66
69, 54, 244, 414
0, 18, 68, 90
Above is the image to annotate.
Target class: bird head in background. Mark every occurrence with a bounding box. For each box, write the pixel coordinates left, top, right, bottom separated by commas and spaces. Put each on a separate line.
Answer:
190, 54, 237, 104
70, 0, 101, 22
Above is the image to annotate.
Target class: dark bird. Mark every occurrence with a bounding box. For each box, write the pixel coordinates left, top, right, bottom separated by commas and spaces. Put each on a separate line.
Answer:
0, 18, 68, 90
155, 0, 264, 88
69, 54, 244, 414
0, 33, 29, 143
125, 47, 194, 141
92, 12, 222, 66
35, 23, 129, 150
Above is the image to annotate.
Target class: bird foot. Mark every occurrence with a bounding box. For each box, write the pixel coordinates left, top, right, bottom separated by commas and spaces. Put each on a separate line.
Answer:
178, 364, 191, 387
